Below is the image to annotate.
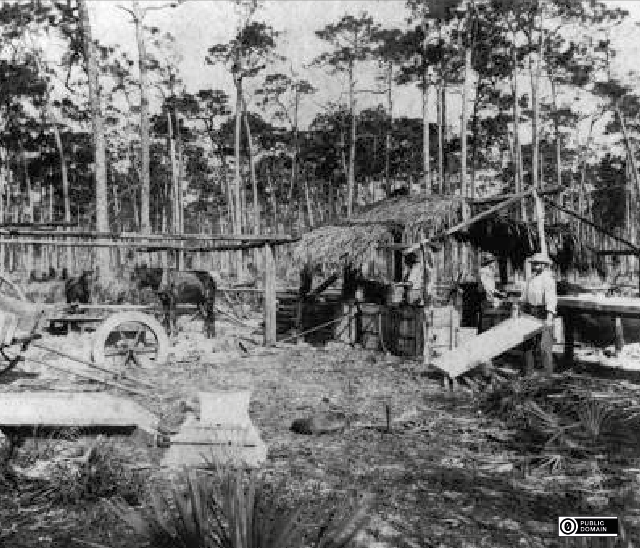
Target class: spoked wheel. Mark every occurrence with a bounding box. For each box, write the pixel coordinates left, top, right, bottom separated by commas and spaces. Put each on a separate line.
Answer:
92, 311, 169, 370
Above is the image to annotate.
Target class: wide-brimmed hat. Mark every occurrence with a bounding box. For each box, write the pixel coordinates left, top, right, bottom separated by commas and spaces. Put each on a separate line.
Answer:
530, 252, 553, 265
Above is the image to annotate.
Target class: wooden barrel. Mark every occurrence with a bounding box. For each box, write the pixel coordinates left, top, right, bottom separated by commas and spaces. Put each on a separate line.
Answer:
393, 305, 424, 357
359, 303, 382, 350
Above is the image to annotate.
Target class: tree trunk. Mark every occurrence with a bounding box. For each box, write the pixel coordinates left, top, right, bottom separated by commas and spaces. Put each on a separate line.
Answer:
422, 75, 430, 195
511, 43, 525, 221
531, 66, 539, 190
233, 71, 244, 277
470, 76, 482, 199
551, 78, 561, 188
438, 21, 445, 195
51, 126, 70, 224
52, 124, 71, 273
461, 47, 471, 198
177, 133, 185, 268
531, 5, 544, 191
303, 176, 314, 228
241, 98, 260, 235
347, 58, 356, 217
78, 0, 109, 276
437, 81, 444, 195
385, 60, 393, 197
167, 112, 178, 271
422, 18, 430, 195
133, 1, 150, 235
442, 81, 447, 194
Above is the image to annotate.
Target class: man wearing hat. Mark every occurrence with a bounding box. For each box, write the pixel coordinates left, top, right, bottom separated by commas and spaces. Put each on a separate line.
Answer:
403, 244, 440, 305
520, 251, 556, 373
403, 251, 424, 305
479, 254, 505, 305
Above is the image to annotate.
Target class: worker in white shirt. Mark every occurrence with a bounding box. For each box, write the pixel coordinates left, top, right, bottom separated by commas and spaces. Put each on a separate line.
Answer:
521, 252, 557, 325
479, 255, 506, 306
403, 252, 424, 305
520, 252, 556, 374
403, 247, 437, 305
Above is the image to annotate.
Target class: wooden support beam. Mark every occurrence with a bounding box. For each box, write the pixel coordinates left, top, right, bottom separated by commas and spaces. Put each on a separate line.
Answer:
543, 198, 640, 252
0, 238, 285, 252
596, 249, 640, 257
469, 184, 562, 205
532, 188, 547, 255
0, 228, 298, 243
263, 243, 276, 347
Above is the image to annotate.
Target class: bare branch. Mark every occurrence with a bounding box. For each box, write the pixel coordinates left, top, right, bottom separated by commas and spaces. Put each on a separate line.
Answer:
116, 4, 137, 21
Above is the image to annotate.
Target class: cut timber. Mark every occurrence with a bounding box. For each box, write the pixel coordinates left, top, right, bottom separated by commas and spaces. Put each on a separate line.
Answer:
432, 316, 546, 379
161, 391, 267, 469
0, 392, 160, 436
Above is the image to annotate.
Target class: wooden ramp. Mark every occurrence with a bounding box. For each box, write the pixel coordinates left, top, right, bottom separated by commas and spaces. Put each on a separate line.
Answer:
432, 316, 546, 379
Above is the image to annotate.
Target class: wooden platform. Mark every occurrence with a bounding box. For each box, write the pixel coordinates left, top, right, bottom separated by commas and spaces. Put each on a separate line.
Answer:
0, 392, 161, 436
432, 316, 546, 379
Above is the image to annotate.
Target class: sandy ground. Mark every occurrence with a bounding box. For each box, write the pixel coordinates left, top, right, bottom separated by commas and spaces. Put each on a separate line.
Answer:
1, 313, 640, 548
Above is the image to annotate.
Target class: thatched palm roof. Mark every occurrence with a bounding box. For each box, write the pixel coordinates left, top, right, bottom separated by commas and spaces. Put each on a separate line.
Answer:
292, 195, 463, 270
342, 194, 463, 229
292, 193, 586, 273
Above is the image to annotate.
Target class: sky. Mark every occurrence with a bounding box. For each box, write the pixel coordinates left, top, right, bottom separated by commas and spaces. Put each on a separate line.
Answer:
89, 0, 640, 138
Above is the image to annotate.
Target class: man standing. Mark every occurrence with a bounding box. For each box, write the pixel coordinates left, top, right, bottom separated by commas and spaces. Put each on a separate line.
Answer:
479, 254, 506, 305
403, 247, 438, 305
521, 252, 557, 373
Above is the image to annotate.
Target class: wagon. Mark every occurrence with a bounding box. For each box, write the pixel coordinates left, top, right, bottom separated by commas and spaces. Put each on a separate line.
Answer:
0, 274, 170, 372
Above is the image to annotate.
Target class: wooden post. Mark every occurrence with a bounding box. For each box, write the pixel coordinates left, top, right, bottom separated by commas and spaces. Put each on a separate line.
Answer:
562, 313, 574, 366
533, 188, 547, 255
263, 243, 276, 346
421, 243, 431, 365
615, 317, 624, 356
449, 304, 455, 350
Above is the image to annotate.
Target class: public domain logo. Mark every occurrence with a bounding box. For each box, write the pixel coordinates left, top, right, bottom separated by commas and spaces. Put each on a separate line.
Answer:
558, 517, 618, 537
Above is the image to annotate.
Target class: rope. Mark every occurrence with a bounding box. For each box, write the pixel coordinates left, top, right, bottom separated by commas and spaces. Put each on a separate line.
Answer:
278, 309, 358, 345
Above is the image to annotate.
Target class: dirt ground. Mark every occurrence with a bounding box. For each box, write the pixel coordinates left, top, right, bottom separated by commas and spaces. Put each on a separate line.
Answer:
1, 314, 639, 548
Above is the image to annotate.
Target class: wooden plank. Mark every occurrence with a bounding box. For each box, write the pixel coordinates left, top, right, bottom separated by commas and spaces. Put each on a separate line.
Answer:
432, 316, 546, 379
48, 315, 104, 323
558, 295, 640, 316
0, 392, 159, 434
263, 243, 276, 346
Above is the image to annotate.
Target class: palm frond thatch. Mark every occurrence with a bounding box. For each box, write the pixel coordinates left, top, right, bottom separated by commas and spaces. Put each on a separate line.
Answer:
292, 195, 462, 270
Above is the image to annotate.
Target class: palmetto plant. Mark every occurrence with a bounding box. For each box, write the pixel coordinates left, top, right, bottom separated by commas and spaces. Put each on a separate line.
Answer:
109, 465, 373, 548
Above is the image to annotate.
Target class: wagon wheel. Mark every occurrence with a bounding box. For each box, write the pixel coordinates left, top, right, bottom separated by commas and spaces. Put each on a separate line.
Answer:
91, 311, 169, 370
0, 275, 27, 302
